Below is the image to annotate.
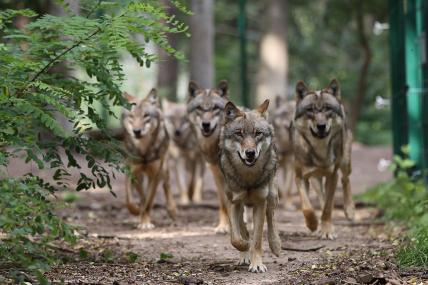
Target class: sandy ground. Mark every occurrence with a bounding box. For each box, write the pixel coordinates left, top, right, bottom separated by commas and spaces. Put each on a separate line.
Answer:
3, 144, 427, 284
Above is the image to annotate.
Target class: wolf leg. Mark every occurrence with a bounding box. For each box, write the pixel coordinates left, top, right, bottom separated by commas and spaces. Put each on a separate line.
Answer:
163, 159, 177, 220
341, 157, 355, 220
320, 172, 339, 240
310, 177, 325, 211
138, 164, 162, 230
266, 179, 281, 257
175, 156, 190, 204
125, 169, 140, 216
249, 200, 267, 273
295, 175, 318, 232
210, 164, 230, 234
238, 204, 250, 265
282, 158, 296, 211
191, 158, 205, 203
226, 199, 250, 253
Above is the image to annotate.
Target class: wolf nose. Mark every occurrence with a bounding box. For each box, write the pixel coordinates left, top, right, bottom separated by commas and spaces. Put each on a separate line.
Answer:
174, 129, 181, 137
133, 128, 142, 136
316, 122, 326, 132
202, 121, 211, 129
245, 149, 256, 159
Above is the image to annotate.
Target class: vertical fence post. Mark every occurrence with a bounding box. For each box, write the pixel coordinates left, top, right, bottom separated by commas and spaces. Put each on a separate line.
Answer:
238, 0, 248, 107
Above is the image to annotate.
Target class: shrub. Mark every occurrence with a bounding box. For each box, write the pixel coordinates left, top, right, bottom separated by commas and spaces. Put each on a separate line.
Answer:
0, 1, 190, 283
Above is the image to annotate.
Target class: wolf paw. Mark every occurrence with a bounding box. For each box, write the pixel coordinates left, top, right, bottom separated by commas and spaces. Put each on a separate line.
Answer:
248, 263, 267, 273
179, 195, 190, 205
320, 224, 337, 240
344, 203, 355, 221
303, 210, 318, 232
268, 237, 281, 257
166, 206, 178, 221
214, 224, 230, 234
138, 222, 155, 230
238, 251, 251, 266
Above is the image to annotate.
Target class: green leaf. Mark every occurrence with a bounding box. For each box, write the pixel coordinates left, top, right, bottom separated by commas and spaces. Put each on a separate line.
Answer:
79, 249, 89, 258
160, 252, 173, 259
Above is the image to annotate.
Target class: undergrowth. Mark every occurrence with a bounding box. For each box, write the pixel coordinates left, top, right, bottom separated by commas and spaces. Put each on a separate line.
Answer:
357, 145, 428, 267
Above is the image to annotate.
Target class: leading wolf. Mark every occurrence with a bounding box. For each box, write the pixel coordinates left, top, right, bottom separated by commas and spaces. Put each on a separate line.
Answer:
290, 79, 355, 239
218, 100, 281, 273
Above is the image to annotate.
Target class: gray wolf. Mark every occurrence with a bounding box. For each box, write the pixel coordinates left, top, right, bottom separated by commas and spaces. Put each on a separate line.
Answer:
162, 98, 206, 204
271, 96, 296, 210
219, 100, 281, 273
121, 89, 177, 229
186, 80, 231, 233
290, 79, 355, 239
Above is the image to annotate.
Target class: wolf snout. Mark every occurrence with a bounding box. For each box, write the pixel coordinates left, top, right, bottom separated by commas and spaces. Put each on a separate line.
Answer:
316, 122, 326, 132
202, 121, 211, 130
133, 128, 142, 137
245, 149, 256, 159
174, 129, 181, 137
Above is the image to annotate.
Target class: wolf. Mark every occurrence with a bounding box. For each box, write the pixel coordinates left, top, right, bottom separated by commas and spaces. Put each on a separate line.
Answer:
290, 79, 355, 240
218, 100, 281, 273
162, 98, 206, 204
271, 96, 296, 210
186, 80, 231, 233
121, 89, 177, 229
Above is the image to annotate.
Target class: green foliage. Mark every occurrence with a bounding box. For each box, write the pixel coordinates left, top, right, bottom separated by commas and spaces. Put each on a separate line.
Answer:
0, 0, 189, 283
160, 252, 173, 259
129, 251, 141, 263
357, 145, 428, 267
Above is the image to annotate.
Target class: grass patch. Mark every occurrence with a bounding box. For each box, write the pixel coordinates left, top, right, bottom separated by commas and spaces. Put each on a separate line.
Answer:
357, 145, 428, 267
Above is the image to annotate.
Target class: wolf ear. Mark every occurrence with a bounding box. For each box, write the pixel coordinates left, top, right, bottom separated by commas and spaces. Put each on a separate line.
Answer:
323, 78, 341, 101
256, 99, 270, 118
224, 101, 243, 124
214, 80, 230, 98
162, 97, 171, 111
188, 81, 204, 101
295, 81, 311, 103
275, 95, 285, 108
123, 92, 134, 102
145, 88, 159, 105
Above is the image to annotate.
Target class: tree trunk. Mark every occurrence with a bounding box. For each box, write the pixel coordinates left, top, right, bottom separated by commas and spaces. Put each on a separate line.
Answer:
256, 0, 288, 107
188, 0, 214, 89
350, 2, 372, 133
157, 0, 179, 101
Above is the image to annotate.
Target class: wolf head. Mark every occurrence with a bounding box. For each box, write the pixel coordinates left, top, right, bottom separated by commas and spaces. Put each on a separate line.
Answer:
162, 98, 193, 144
187, 80, 230, 139
222, 100, 275, 168
271, 96, 295, 152
293, 79, 344, 139
121, 89, 161, 139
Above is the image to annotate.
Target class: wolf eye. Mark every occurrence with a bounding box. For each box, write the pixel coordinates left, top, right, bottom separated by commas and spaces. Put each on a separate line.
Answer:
256, 131, 262, 137
325, 105, 332, 111
235, 131, 242, 137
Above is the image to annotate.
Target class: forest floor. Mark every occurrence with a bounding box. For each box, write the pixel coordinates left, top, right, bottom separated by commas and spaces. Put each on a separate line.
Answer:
3, 144, 428, 284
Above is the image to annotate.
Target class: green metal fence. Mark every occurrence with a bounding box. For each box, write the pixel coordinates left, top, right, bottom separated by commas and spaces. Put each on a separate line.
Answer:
389, 0, 428, 176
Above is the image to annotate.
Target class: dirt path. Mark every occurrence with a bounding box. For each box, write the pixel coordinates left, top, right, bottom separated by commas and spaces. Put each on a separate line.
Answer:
4, 144, 427, 284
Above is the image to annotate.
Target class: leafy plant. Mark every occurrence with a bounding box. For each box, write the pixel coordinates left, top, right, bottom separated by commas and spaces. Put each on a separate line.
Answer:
0, 0, 190, 283
357, 145, 428, 267
160, 252, 174, 259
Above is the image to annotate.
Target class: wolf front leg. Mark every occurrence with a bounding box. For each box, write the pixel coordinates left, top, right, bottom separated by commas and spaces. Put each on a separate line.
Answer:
162, 159, 177, 220
210, 164, 230, 234
310, 177, 325, 211
295, 174, 318, 232
226, 198, 250, 265
124, 167, 142, 216
249, 200, 267, 273
340, 157, 355, 221
320, 172, 339, 240
138, 161, 162, 230
266, 179, 281, 257
189, 157, 205, 203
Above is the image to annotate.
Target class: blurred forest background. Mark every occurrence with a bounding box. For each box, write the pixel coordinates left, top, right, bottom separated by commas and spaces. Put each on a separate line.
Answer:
0, 0, 391, 145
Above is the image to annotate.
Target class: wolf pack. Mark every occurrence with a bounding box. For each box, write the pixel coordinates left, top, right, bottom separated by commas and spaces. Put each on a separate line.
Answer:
120, 78, 355, 273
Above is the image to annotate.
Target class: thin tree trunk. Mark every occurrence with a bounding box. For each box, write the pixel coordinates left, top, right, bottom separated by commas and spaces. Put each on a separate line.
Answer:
350, 2, 372, 133
188, 0, 214, 89
256, 0, 288, 106
157, 0, 179, 101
